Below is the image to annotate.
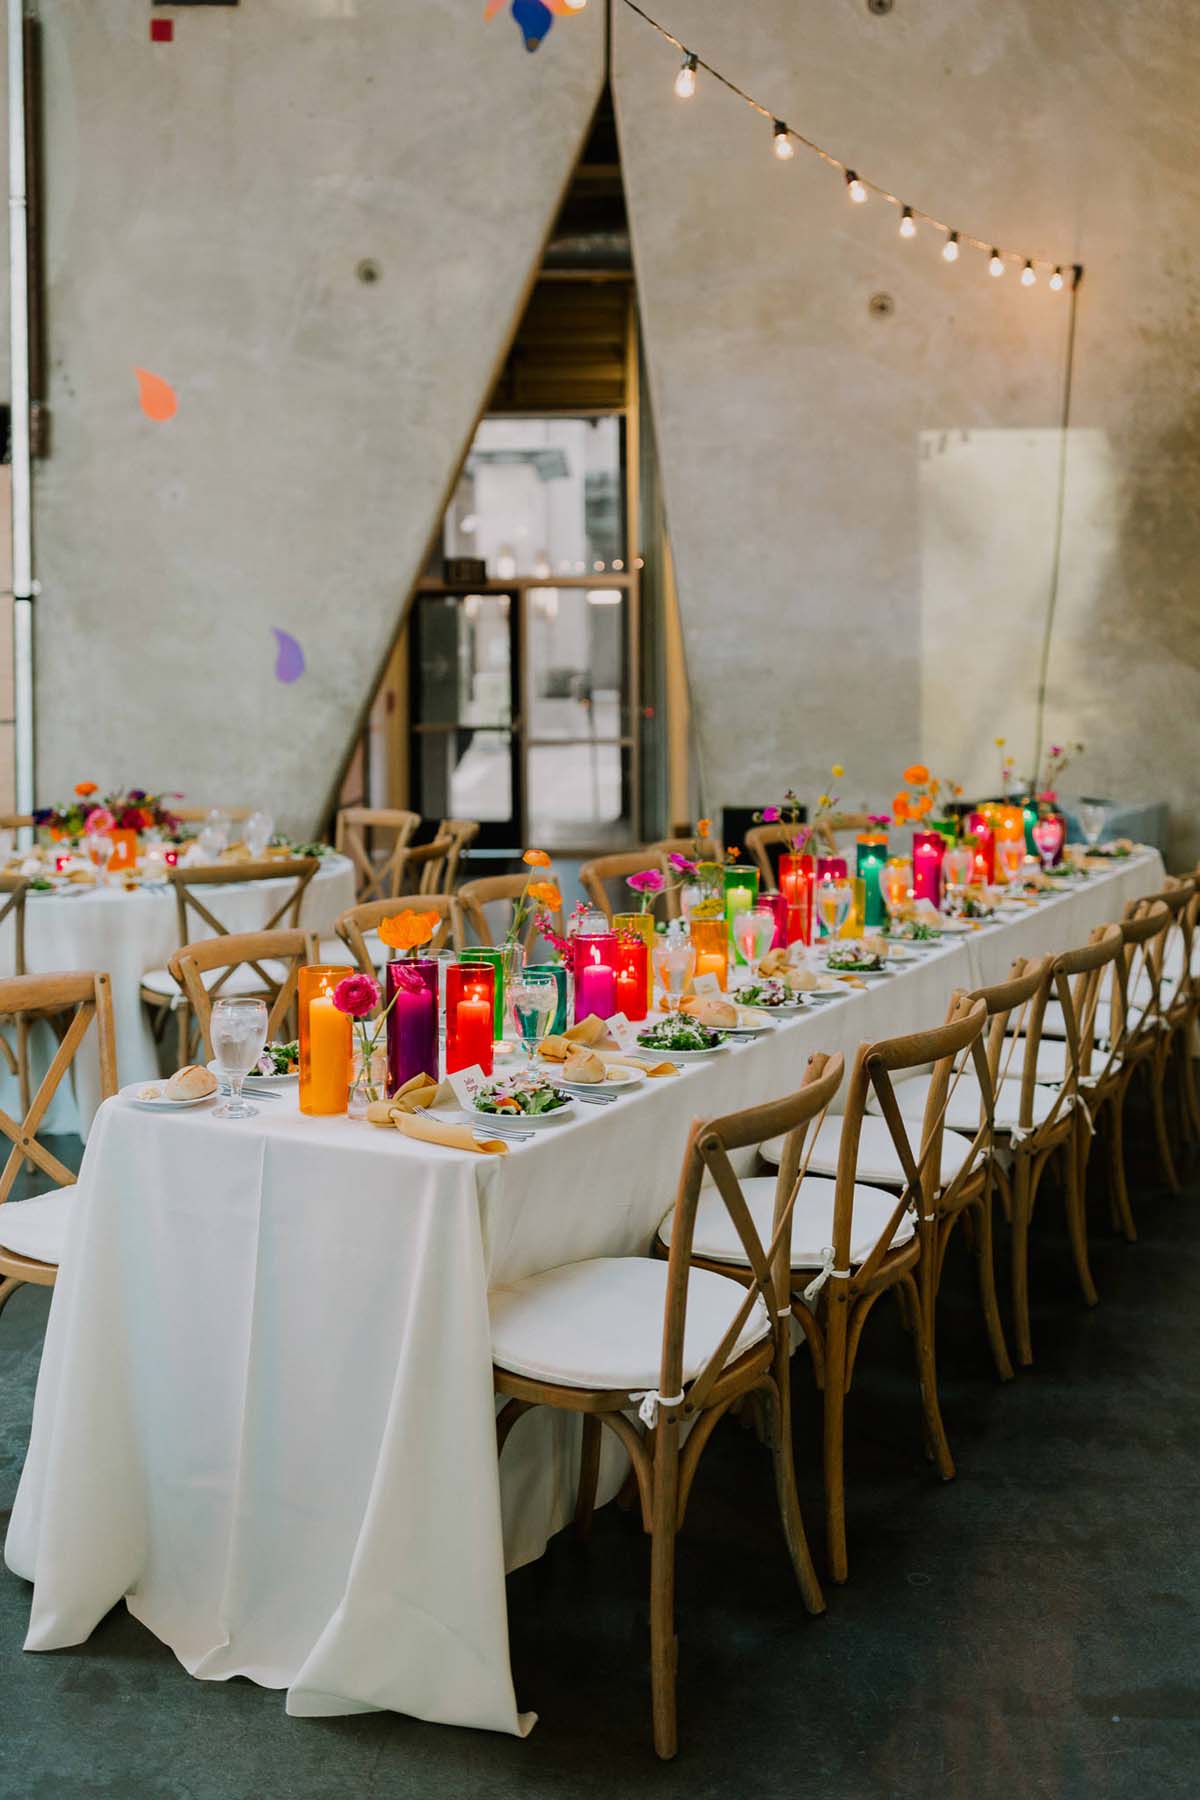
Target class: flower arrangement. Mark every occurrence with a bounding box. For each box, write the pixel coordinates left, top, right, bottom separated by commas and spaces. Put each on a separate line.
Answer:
996, 737, 1018, 797
503, 849, 562, 947
377, 909, 442, 956
754, 767, 846, 854
892, 764, 963, 826
33, 782, 184, 842
624, 849, 700, 914
332, 972, 396, 1108
1035, 740, 1084, 812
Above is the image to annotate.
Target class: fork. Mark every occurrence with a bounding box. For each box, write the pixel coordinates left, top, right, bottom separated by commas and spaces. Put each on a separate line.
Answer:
415, 1105, 534, 1143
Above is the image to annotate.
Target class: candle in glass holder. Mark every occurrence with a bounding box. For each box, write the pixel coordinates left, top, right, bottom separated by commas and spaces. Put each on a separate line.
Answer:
613, 912, 655, 1008
461, 946, 506, 1040
855, 835, 889, 929
1022, 802, 1039, 856
758, 890, 789, 950
615, 934, 649, 1022
912, 831, 946, 906
164, 847, 179, 867
299, 965, 352, 1116
542, 961, 569, 1034
778, 852, 814, 945
967, 812, 995, 883
689, 917, 728, 991
108, 828, 137, 872
723, 866, 759, 966
573, 932, 619, 1023
445, 962, 495, 1075
386, 959, 438, 1092
816, 856, 848, 884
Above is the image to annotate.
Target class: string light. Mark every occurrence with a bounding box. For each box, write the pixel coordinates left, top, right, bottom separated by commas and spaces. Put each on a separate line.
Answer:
619, 0, 1078, 290
673, 51, 697, 99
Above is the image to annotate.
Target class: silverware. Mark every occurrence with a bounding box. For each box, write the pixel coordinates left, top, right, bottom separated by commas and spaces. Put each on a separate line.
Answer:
415, 1104, 534, 1143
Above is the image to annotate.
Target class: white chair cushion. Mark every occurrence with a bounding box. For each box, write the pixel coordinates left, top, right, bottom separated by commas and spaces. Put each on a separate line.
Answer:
658, 1174, 914, 1268
866, 1071, 1063, 1135
489, 1256, 769, 1391
759, 1114, 975, 1190
997, 1038, 1071, 1085
318, 934, 384, 969
0, 1187, 73, 1265
1039, 998, 1158, 1043
141, 959, 292, 999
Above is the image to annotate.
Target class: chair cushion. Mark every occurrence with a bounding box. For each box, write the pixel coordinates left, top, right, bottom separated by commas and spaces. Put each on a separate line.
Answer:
0, 1188, 73, 1266
1039, 998, 1159, 1044
141, 960, 292, 999
489, 1256, 769, 1391
318, 935, 384, 970
658, 1174, 914, 1268
866, 1071, 1063, 1135
759, 1114, 975, 1190
999, 1039, 1073, 1084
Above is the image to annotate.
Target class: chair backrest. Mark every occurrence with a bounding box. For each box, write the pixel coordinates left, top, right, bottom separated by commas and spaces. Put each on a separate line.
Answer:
167, 858, 320, 950
819, 812, 875, 854
173, 806, 254, 823
457, 875, 564, 950
1109, 903, 1171, 1063
0, 972, 117, 1208
170, 929, 318, 1059
579, 851, 662, 923
966, 954, 1054, 1135
1125, 879, 1194, 1019
655, 1051, 845, 1417
335, 807, 421, 902
743, 824, 799, 892
421, 820, 480, 894
334, 894, 461, 976
0, 875, 30, 978
833, 995, 991, 1288
1047, 921, 1125, 1089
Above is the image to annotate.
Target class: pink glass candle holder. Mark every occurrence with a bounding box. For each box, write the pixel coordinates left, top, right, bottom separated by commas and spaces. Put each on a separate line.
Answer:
445, 961, 495, 1076
386, 959, 438, 1093
967, 812, 996, 883
573, 931, 619, 1023
911, 831, 945, 906
615, 933, 649, 1023
758, 890, 789, 950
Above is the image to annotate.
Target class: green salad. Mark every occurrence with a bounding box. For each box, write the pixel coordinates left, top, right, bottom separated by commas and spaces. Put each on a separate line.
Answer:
473, 1075, 570, 1116
882, 918, 940, 941
256, 1040, 299, 1077
825, 944, 884, 973
737, 978, 795, 1008
638, 1013, 724, 1052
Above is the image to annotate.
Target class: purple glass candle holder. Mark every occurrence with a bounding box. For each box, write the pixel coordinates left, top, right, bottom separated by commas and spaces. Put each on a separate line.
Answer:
386, 959, 438, 1093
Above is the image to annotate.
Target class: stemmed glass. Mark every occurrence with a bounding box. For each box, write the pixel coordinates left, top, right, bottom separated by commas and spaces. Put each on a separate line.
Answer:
734, 905, 778, 981
653, 933, 696, 1003
1032, 815, 1065, 873
816, 877, 853, 941
198, 809, 232, 862
245, 810, 274, 857
508, 969, 558, 1062
997, 838, 1025, 885
879, 860, 911, 922
210, 998, 269, 1119
944, 845, 974, 898
1077, 800, 1111, 851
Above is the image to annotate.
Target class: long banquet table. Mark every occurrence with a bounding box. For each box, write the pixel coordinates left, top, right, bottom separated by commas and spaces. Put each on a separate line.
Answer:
3, 851, 1165, 1736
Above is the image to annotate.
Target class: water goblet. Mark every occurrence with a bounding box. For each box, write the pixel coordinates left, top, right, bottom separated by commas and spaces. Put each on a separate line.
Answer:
1032, 815, 1065, 873
944, 845, 974, 896
653, 934, 696, 1003
198, 809, 232, 862
508, 968, 558, 1063
734, 905, 777, 981
816, 876, 853, 940
1077, 800, 1111, 851
245, 810, 274, 857
210, 997, 269, 1119
997, 839, 1025, 885
879, 860, 911, 921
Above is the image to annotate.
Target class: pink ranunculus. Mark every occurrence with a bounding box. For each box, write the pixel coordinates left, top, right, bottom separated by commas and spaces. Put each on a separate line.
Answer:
667, 853, 697, 875
626, 868, 665, 895
83, 807, 116, 835
333, 973, 381, 1019
760, 805, 781, 823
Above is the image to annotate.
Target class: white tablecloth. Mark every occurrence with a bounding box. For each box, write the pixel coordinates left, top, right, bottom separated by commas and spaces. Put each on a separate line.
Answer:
0, 856, 356, 1137
3, 852, 1165, 1734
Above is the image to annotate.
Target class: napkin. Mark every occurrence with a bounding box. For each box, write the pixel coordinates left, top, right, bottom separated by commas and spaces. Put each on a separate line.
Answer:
366, 1081, 508, 1155
565, 1015, 611, 1047
601, 1052, 678, 1079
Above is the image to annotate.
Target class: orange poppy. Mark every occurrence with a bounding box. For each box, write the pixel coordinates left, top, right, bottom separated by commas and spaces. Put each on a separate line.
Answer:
914, 794, 934, 818
696, 819, 712, 838
378, 909, 441, 951
893, 791, 911, 824
527, 880, 562, 910
74, 781, 98, 798
522, 848, 551, 868
903, 763, 929, 786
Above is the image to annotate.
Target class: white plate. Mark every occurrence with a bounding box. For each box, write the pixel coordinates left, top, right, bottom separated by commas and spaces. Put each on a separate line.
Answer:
936, 918, 975, 933
636, 1037, 728, 1060
804, 988, 847, 1003
556, 1066, 644, 1092
467, 1096, 576, 1129
207, 1058, 297, 1088
121, 1080, 216, 1111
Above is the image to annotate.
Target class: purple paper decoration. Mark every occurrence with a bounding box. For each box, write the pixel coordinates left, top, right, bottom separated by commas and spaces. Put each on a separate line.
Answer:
272, 628, 305, 684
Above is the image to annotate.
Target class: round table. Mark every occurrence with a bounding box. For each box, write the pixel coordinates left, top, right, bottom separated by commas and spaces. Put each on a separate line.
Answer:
0, 855, 356, 1136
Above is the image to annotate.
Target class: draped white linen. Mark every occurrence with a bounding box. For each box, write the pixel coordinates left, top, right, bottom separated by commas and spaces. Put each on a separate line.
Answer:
4, 852, 1164, 1734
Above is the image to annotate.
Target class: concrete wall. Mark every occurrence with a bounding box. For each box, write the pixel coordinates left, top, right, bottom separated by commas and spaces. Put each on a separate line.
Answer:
614, 0, 1200, 863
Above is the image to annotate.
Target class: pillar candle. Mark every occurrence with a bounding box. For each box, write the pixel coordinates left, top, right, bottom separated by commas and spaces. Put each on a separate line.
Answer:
575, 961, 617, 1021
299, 966, 352, 1116
911, 831, 945, 906
758, 890, 789, 950
723, 866, 759, 966
386, 959, 438, 1092
461, 946, 505, 1040
967, 812, 995, 883
445, 962, 495, 1075
688, 917, 729, 991
613, 912, 655, 1008
855, 836, 889, 929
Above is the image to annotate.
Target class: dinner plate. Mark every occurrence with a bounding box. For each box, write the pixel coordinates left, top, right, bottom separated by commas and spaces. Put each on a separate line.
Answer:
467, 1096, 576, 1129
121, 1080, 215, 1112
556, 1066, 644, 1092
636, 1038, 728, 1060
207, 1058, 297, 1088
803, 989, 851, 1005
936, 918, 975, 933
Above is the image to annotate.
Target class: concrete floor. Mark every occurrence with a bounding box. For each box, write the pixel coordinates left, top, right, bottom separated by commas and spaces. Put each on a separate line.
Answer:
1, 1116, 1198, 1800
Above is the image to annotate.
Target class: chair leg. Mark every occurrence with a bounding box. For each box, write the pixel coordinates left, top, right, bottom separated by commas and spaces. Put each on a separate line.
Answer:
908, 1269, 954, 1483
767, 1338, 825, 1616
1183, 1035, 1200, 1139
1065, 1115, 1099, 1308
0, 1275, 22, 1319
1010, 1153, 1034, 1368
822, 1297, 850, 1584
574, 1415, 602, 1542
1109, 1084, 1137, 1242
649, 1426, 680, 1760
974, 1188, 1014, 1382
1150, 1050, 1182, 1193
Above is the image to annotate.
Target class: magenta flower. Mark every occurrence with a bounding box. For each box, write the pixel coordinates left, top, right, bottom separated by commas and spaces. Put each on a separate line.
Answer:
626, 869, 665, 895
667, 853, 697, 875
332, 973, 380, 1019
83, 806, 116, 835
1049, 744, 1063, 759
760, 805, 781, 823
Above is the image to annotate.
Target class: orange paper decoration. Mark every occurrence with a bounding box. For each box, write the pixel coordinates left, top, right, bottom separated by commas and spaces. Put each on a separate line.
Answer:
135, 367, 178, 422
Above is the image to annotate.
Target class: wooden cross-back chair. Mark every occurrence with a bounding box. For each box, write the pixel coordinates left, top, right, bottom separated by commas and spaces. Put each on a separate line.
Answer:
171, 929, 318, 1061
416, 820, 479, 895
334, 894, 461, 978
172, 806, 253, 823
0, 876, 33, 1111
141, 858, 319, 1066
1130, 879, 1196, 1174
579, 851, 662, 924
0, 971, 117, 1327
334, 806, 421, 902
744, 824, 799, 893
818, 811, 876, 854
1178, 879, 1200, 1139
491, 1052, 844, 1760
457, 876, 563, 952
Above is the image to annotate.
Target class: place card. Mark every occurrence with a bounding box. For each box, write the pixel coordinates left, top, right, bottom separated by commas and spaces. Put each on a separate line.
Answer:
691, 972, 722, 996
447, 1065, 488, 1111
604, 1012, 640, 1054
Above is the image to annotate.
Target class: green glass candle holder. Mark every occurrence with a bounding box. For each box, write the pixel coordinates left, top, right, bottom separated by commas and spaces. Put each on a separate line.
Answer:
723, 865, 760, 965
460, 946, 509, 1040
855, 835, 889, 929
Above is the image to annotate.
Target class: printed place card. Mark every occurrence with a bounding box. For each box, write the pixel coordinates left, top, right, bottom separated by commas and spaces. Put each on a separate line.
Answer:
604, 1012, 640, 1054
447, 1065, 487, 1111
691, 972, 722, 996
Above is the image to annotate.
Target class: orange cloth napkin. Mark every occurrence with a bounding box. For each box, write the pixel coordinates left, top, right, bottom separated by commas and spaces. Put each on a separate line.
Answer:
366, 1076, 509, 1155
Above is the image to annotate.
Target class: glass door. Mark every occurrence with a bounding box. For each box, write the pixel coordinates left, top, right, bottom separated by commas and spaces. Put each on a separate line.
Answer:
408, 590, 522, 850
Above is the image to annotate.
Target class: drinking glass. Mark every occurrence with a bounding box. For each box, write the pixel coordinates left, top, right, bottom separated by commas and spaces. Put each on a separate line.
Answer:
879, 861, 911, 920
1032, 816, 1065, 872
944, 845, 974, 895
86, 831, 112, 870
733, 905, 777, 980
816, 877, 853, 940
508, 969, 558, 1061
198, 809, 232, 861
653, 933, 696, 1002
998, 839, 1025, 884
1077, 800, 1111, 850
211, 997, 269, 1119
245, 810, 274, 857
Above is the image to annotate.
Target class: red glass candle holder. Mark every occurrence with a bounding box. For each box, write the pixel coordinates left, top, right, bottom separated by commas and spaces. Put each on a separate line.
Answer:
967, 811, 996, 883
758, 890, 789, 950
445, 961, 495, 1075
911, 831, 946, 906
615, 933, 649, 1022
816, 856, 847, 883
386, 959, 438, 1092
573, 931, 619, 1023
778, 852, 814, 946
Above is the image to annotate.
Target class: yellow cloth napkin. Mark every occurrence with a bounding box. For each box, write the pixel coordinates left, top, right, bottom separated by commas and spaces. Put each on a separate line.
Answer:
366, 1079, 508, 1155
601, 1051, 678, 1079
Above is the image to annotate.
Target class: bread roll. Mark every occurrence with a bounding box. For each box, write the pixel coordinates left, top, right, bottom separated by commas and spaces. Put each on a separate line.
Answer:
165, 1064, 218, 1101
680, 995, 738, 1029
561, 1047, 606, 1084
787, 968, 818, 993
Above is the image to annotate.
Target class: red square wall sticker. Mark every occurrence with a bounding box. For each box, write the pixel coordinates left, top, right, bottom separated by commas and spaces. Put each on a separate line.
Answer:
150, 18, 173, 40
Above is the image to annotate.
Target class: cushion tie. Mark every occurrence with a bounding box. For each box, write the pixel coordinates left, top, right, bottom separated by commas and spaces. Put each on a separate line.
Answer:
802, 1245, 850, 1308
631, 1388, 686, 1430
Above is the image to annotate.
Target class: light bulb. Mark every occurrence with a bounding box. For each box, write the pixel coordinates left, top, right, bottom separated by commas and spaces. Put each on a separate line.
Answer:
674, 53, 697, 99
899, 206, 916, 239
989, 249, 1005, 277
1049, 266, 1065, 291
563, 0, 588, 9
1021, 260, 1036, 287
942, 231, 959, 262
845, 170, 867, 204
772, 120, 794, 161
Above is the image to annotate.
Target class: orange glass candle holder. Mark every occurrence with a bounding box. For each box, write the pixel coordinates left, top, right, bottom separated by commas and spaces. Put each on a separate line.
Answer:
446, 961, 495, 1075
689, 917, 728, 991
299, 965, 352, 1116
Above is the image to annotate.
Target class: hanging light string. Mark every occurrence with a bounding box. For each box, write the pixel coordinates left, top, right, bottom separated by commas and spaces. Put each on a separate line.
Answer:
619, 0, 1082, 289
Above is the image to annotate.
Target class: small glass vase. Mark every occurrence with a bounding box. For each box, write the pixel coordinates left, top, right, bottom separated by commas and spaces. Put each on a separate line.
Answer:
348, 1032, 388, 1119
